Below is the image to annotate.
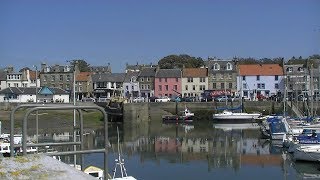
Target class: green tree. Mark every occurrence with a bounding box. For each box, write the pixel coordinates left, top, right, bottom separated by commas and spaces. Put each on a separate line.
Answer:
158, 54, 204, 69
70, 59, 90, 72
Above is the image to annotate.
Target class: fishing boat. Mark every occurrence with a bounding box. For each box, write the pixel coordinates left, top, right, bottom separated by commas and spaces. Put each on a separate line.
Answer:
162, 106, 194, 123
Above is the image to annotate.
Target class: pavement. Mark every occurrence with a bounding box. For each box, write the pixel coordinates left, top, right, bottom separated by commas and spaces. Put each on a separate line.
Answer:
0, 154, 97, 180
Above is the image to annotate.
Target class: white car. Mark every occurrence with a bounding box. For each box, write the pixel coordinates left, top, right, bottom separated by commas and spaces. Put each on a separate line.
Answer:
133, 97, 145, 103
155, 97, 170, 102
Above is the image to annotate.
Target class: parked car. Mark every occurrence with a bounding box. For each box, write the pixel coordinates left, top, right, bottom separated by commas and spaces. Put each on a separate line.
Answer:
214, 95, 234, 102
155, 97, 170, 102
149, 96, 158, 102
133, 97, 145, 103
81, 97, 96, 102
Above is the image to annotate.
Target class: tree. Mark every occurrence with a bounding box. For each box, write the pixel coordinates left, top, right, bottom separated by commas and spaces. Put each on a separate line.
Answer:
69, 59, 90, 72
158, 54, 204, 69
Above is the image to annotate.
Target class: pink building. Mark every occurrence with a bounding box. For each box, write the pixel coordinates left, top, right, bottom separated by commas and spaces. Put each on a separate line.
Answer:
154, 69, 182, 97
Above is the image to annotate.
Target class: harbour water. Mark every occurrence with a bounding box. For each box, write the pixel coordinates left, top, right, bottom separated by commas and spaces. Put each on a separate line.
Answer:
63, 120, 320, 180
8, 117, 320, 180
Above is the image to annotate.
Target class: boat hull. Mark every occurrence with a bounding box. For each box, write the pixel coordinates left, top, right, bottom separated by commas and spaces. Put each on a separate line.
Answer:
212, 111, 261, 123
294, 146, 320, 162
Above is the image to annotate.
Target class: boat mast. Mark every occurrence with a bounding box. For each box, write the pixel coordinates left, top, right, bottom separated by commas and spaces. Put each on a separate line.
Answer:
283, 58, 286, 117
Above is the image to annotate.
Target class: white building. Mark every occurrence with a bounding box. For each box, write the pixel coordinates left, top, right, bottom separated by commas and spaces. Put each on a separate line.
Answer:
0, 86, 69, 103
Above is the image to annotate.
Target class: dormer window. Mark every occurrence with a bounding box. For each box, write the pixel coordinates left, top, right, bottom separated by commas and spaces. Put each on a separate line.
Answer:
287, 67, 293, 72
298, 67, 304, 72
213, 63, 220, 70
226, 63, 232, 70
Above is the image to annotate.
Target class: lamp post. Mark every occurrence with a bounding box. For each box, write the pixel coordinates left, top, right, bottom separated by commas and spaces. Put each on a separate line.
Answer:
33, 65, 39, 145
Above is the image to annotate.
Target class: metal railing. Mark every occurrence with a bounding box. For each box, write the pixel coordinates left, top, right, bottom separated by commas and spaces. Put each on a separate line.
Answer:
10, 104, 109, 179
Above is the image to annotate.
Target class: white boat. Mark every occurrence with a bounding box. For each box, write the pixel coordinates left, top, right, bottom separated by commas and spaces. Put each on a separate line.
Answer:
293, 145, 320, 162
110, 127, 137, 180
212, 110, 261, 121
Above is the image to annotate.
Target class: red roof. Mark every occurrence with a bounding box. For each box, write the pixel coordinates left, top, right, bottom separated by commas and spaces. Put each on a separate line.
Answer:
182, 68, 208, 77
239, 64, 283, 76
76, 72, 92, 81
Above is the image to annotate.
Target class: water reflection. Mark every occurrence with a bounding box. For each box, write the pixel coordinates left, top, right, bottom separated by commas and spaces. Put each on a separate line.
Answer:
22, 121, 320, 179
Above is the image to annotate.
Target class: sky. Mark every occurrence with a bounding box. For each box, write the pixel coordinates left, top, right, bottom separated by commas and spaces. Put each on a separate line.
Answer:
0, 0, 319, 73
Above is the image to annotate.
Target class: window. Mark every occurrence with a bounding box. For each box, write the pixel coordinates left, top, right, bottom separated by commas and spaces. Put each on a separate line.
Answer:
213, 63, 220, 70
221, 83, 225, 89
213, 83, 216, 89
44, 75, 47, 81
257, 83, 265, 89
243, 83, 247, 89
159, 85, 162, 91
200, 77, 205, 82
141, 78, 144, 82
60, 75, 63, 81
220, 74, 224, 79
192, 85, 195, 90
51, 75, 55, 81
226, 63, 232, 70
159, 78, 161, 82
287, 67, 293, 72
126, 86, 129, 90
165, 78, 167, 82
200, 85, 205, 90
242, 76, 246, 81
66, 75, 70, 81
212, 75, 216, 79
275, 75, 278, 81
275, 83, 279, 89
14, 83, 18, 87
256, 75, 260, 81
185, 85, 188, 91
174, 85, 177, 90
147, 77, 150, 82
176, 78, 178, 82
229, 83, 232, 89
228, 74, 232, 79
187, 77, 193, 82
298, 67, 304, 72
165, 85, 168, 91
79, 86, 83, 92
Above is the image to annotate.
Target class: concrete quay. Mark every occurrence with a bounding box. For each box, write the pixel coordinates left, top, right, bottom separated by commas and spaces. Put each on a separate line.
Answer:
0, 154, 96, 180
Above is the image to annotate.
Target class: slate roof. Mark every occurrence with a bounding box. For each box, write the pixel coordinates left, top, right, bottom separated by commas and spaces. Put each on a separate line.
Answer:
206, 59, 236, 73
155, 69, 181, 78
138, 67, 156, 77
0, 69, 6, 80
182, 68, 208, 77
0, 87, 69, 95
124, 72, 140, 83
92, 73, 126, 82
239, 64, 283, 76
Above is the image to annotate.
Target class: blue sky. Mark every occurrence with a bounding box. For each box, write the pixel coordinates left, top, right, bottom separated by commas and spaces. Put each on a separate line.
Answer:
0, 0, 319, 73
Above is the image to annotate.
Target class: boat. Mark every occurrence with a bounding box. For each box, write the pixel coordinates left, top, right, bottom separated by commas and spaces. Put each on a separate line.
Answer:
293, 145, 320, 162
84, 165, 105, 180
260, 116, 291, 141
212, 110, 261, 122
162, 106, 194, 123
110, 127, 137, 180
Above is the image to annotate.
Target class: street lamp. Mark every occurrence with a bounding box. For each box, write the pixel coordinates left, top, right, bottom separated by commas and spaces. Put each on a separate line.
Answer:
33, 65, 39, 145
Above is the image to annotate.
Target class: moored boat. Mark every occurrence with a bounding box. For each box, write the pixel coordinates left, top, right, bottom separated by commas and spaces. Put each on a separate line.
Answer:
212, 110, 261, 122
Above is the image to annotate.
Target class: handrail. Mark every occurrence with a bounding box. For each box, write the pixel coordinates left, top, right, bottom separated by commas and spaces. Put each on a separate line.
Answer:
10, 104, 77, 157
21, 105, 109, 180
